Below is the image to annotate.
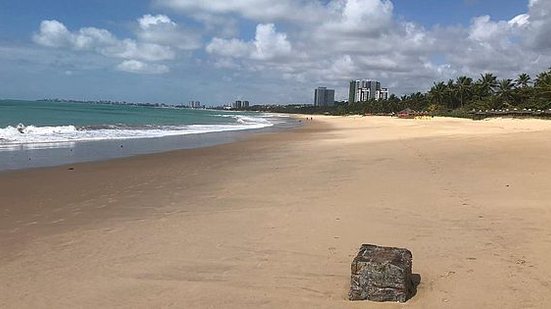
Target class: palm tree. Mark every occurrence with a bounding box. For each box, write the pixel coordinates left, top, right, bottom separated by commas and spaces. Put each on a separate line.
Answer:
496, 79, 515, 103
443, 79, 457, 109
456, 76, 473, 107
535, 71, 551, 99
429, 82, 446, 106
477, 73, 498, 98
515, 73, 531, 88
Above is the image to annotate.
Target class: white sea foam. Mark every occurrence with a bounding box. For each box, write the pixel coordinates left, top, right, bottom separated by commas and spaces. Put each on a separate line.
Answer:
216, 113, 289, 124
0, 115, 274, 146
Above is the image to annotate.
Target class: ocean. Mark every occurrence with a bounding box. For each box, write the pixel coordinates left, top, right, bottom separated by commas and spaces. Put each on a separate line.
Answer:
0, 99, 295, 171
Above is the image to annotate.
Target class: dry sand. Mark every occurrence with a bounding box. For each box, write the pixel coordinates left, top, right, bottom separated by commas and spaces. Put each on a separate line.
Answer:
2, 116, 551, 308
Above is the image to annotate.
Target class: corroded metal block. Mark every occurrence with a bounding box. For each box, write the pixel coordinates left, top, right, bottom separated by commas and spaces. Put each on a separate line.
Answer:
349, 244, 413, 302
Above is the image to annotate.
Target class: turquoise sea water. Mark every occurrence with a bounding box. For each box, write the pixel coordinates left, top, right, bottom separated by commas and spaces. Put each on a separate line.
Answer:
0, 100, 243, 128
0, 99, 277, 146
0, 99, 293, 170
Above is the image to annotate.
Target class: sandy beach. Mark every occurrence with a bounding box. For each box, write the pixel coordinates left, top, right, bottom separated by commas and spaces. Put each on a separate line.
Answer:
2, 116, 551, 308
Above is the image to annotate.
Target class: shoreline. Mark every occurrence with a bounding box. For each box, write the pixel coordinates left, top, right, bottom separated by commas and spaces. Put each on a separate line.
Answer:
2, 116, 551, 308
0, 113, 301, 172
0, 120, 323, 255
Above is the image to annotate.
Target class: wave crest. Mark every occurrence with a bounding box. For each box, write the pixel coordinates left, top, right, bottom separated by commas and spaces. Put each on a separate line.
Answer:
0, 115, 273, 146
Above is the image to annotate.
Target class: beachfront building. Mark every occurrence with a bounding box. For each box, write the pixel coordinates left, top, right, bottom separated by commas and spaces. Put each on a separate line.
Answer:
376, 88, 390, 100
314, 87, 335, 107
189, 100, 202, 108
232, 100, 250, 109
348, 80, 389, 103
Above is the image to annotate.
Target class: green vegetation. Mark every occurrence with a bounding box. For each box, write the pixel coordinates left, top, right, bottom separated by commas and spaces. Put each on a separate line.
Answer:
249, 68, 551, 118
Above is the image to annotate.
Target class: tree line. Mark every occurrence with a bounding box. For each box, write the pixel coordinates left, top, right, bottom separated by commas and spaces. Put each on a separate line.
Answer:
342, 68, 551, 116
248, 68, 551, 117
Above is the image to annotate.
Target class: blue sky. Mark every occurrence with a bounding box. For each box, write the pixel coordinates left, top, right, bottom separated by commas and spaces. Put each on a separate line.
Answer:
0, 0, 547, 105
395, 0, 526, 26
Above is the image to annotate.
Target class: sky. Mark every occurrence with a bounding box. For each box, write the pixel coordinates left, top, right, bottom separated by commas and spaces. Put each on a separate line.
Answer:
0, 0, 549, 105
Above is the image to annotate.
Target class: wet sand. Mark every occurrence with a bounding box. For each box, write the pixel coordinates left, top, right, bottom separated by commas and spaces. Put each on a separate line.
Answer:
2, 116, 551, 308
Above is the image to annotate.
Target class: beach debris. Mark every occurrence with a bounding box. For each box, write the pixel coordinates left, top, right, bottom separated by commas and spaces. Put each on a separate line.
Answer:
349, 244, 414, 303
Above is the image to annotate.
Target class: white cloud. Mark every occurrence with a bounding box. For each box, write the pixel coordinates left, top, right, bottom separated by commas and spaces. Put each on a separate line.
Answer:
32, 15, 207, 75
509, 14, 530, 28
206, 23, 292, 60
322, 0, 394, 37
116, 60, 170, 74
206, 38, 251, 58
524, 0, 551, 50
72, 27, 118, 50
32, 20, 73, 47
136, 14, 201, 50
138, 14, 176, 29
154, 0, 324, 22
33, 19, 176, 62
252, 24, 292, 60
104, 40, 175, 62
468, 16, 511, 43
201, 0, 439, 94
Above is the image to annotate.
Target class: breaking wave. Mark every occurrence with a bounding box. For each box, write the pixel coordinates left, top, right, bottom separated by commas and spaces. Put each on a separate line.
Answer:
0, 115, 273, 146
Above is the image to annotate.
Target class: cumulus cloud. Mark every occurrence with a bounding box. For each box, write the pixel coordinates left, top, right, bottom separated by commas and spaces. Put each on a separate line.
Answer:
32, 15, 203, 75
252, 24, 292, 60
136, 14, 201, 50
154, 0, 324, 22
524, 0, 551, 50
32, 20, 74, 47
437, 6, 551, 77
206, 24, 292, 60
33, 19, 176, 62
201, 0, 437, 95
116, 60, 169, 74
468, 16, 511, 44
322, 0, 394, 37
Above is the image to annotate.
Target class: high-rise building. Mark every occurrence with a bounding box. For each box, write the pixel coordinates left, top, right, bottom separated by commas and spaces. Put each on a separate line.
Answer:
376, 88, 390, 100
348, 81, 357, 105
348, 80, 389, 103
314, 87, 335, 107
233, 100, 242, 109
189, 100, 202, 108
231, 100, 250, 109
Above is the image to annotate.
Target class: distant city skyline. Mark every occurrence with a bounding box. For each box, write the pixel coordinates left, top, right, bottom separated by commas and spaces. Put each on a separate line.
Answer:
0, 0, 548, 105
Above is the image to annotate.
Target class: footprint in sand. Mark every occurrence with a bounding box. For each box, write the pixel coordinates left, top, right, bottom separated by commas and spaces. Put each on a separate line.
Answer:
441, 271, 456, 278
